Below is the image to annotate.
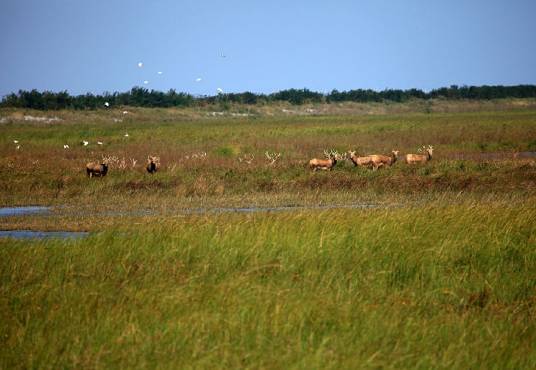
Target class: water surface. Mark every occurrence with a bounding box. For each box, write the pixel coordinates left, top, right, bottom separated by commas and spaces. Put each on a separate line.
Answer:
0, 230, 88, 240
0, 206, 50, 217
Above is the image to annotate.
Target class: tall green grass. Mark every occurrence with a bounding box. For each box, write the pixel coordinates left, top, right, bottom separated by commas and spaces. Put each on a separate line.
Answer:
1, 198, 535, 368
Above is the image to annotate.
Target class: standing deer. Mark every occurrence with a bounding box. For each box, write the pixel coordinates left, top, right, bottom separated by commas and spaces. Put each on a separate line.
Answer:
86, 162, 108, 178
146, 156, 160, 174
347, 150, 374, 169
309, 150, 341, 171
405, 145, 434, 164
348, 150, 399, 170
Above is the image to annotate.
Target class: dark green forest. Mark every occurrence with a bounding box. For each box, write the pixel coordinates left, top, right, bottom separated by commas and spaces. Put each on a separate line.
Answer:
2, 85, 536, 110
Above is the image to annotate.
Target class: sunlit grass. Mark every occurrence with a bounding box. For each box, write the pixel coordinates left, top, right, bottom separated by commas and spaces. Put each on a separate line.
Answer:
1, 105, 536, 368
1, 197, 535, 368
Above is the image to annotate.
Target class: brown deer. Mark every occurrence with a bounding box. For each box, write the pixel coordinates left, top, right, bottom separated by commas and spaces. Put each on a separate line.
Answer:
347, 150, 374, 169
86, 162, 108, 178
309, 150, 341, 171
348, 150, 399, 170
146, 156, 160, 174
405, 145, 434, 164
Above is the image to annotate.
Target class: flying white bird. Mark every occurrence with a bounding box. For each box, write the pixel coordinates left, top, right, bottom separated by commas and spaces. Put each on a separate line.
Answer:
13, 140, 19, 144
104, 102, 110, 107
82, 140, 89, 146
97, 141, 103, 145
157, 71, 163, 75
138, 62, 143, 68
144, 80, 149, 84
196, 78, 202, 82
63, 144, 69, 149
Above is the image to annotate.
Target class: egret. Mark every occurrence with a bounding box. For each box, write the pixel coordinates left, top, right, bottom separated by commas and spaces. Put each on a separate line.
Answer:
104, 102, 110, 107
64, 144, 70, 149
138, 62, 143, 68
82, 140, 89, 146
97, 141, 103, 145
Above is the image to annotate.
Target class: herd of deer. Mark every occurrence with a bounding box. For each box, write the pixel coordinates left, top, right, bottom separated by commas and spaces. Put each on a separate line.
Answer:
86, 146, 433, 177
309, 145, 434, 171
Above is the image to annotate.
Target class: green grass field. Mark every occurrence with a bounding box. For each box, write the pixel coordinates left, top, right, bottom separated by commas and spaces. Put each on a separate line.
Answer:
1, 102, 536, 368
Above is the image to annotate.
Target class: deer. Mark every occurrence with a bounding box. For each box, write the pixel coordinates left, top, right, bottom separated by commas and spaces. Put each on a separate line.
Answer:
405, 145, 434, 164
146, 156, 160, 174
86, 161, 108, 178
309, 150, 341, 171
348, 150, 399, 170
368, 150, 399, 170
347, 150, 374, 169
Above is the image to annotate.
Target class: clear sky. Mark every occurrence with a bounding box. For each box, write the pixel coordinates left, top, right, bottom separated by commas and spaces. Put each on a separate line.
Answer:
1, 0, 535, 97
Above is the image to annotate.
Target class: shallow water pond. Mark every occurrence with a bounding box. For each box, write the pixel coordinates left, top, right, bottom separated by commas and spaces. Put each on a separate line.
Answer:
0, 230, 88, 240
0, 206, 50, 217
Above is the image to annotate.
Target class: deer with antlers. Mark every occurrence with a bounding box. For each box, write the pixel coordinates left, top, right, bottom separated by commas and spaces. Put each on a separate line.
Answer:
405, 145, 434, 164
309, 149, 341, 171
146, 155, 160, 174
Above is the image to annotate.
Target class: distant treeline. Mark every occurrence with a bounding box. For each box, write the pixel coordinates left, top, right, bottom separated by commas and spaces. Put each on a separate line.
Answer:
2, 85, 536, 110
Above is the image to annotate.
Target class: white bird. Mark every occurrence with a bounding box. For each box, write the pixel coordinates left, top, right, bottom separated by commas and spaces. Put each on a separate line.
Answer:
104, 102, 110, 107
97, 141, 103, 145
122, 111, 129, 114
13, 140, 19, 144
196, 78, 202, 82
157, 71, 163, 75
144, 80, 149, 84
124, 133, 129, 137
217, 88, 224, 94
63, 144, 69, 149
82, 140, 89, 146
16, 145, 20, 150
138, 62, 143, 68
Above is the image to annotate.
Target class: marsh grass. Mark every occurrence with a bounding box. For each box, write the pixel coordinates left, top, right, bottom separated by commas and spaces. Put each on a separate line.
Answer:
1, 108, 536, 207
1, 198, 535, 368
1, 105, 536, 368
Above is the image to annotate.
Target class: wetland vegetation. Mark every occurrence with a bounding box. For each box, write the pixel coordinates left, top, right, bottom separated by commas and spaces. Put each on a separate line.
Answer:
1, 100, 535, 368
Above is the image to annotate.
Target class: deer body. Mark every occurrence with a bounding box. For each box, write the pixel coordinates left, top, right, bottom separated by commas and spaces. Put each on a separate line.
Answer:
146, 156, 160, 174
86, 162, 108, 178
348, 151, 374, 168
309, 150, 340, 171
309, 158, 337, 171
405, 146, 433, 164
348, 150, 399, 170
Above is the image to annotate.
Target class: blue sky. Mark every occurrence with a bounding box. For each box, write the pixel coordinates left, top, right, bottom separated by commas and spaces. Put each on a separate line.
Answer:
1, 0, 535, 97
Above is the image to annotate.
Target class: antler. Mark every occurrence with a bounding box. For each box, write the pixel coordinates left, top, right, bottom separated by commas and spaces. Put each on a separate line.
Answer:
238, 154, 255, 164
324, 149, 341, 159
324, 149, 337, 158
265, 151, 281, 165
